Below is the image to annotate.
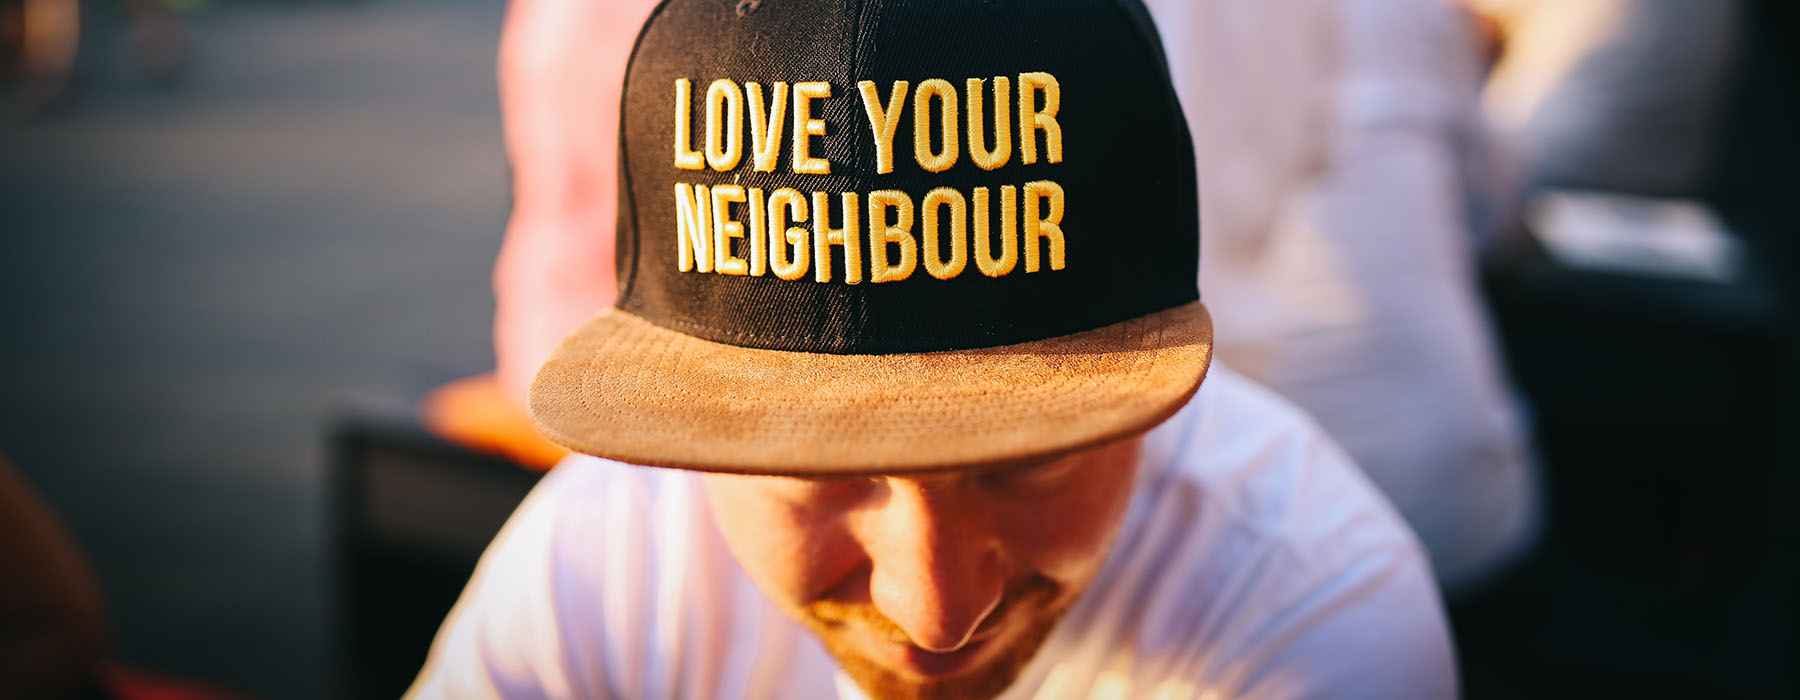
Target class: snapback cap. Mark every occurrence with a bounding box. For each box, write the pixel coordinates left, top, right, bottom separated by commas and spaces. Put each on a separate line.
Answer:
530, 0, 1212, 475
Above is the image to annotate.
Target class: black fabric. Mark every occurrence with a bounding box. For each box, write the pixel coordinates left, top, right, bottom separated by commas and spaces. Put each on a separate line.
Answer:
617, 0, 1199, 354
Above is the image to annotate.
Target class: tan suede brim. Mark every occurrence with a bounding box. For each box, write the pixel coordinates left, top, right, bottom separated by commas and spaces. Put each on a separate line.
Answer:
528, 301, 1213, 475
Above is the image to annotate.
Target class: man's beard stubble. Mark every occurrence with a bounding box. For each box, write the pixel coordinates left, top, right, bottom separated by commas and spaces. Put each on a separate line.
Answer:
799, 575, 1072, 700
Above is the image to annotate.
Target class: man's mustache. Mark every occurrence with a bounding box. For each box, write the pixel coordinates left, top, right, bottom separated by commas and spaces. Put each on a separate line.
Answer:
803, 575, 1062, 647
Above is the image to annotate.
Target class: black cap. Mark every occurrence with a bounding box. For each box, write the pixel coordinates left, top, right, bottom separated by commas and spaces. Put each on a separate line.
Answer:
527, 0, 1213, 475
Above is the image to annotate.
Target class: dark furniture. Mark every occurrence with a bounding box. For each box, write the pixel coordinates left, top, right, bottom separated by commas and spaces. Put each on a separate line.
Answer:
329, 411, 543, 700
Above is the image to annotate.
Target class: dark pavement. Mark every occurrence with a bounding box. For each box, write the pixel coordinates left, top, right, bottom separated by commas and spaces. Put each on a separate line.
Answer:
0, 1, 509, 696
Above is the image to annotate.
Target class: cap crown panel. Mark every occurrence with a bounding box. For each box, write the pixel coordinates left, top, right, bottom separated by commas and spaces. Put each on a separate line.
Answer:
618, 0, 1199, 354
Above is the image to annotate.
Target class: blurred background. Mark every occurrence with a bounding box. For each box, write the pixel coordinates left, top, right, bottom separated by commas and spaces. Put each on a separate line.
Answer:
2, 0, 505, 697
1, 0, 1796, 698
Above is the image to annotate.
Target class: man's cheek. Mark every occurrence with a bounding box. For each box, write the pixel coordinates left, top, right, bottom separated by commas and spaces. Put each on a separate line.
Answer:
723, 508, 864, 607
999, 490, 1133, 577
792, 531, 870, 602
709, 493, 811, 605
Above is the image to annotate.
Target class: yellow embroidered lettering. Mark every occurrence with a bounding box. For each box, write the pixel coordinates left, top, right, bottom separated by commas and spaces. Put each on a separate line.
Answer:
710, 184, 749, 275
747, 187, 768, 276
704, 79, 745, 171
1018, 72, 1062, 165
673, 79, 705, 170
921, 187, 969, 280
747, 82, 789, 173
1023, 180, 1066, 273
966, 77, 1012, 171
867, 190, 917, 283
857, 80, 910, 175
767, 188, 811, 281
792, 82, 832, 175
913, 78, 960, 173
973, 185, 1018, 277
811, 191, 862, 284
674, 183, 713, 273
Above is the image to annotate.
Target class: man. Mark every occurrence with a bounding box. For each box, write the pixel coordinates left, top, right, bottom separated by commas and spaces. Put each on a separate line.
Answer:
415, 1, 1455, 697
489, 0, 1540, 598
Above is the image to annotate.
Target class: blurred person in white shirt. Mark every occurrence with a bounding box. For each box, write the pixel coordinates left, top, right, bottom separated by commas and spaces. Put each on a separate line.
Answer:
1151, 0, 1541, 594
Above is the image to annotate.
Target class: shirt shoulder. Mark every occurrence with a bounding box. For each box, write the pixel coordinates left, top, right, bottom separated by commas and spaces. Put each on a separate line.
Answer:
1037, 365, 1456, 700
1150, 364, 1420, 559
407, 459, 837, 699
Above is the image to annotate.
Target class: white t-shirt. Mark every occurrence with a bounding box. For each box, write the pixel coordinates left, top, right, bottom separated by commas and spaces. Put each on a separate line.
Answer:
408, 366, 1456, 700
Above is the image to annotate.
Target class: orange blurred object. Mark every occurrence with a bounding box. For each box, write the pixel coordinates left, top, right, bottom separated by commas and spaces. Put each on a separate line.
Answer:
421, 374, 568, 471
105, 664, 254, 700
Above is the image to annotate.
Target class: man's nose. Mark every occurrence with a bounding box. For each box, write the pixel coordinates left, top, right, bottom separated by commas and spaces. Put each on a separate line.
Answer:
863, 479, 1007, 653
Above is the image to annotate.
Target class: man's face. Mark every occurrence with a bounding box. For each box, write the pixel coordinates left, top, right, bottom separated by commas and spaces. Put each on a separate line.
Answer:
700, 437, 1144, 700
